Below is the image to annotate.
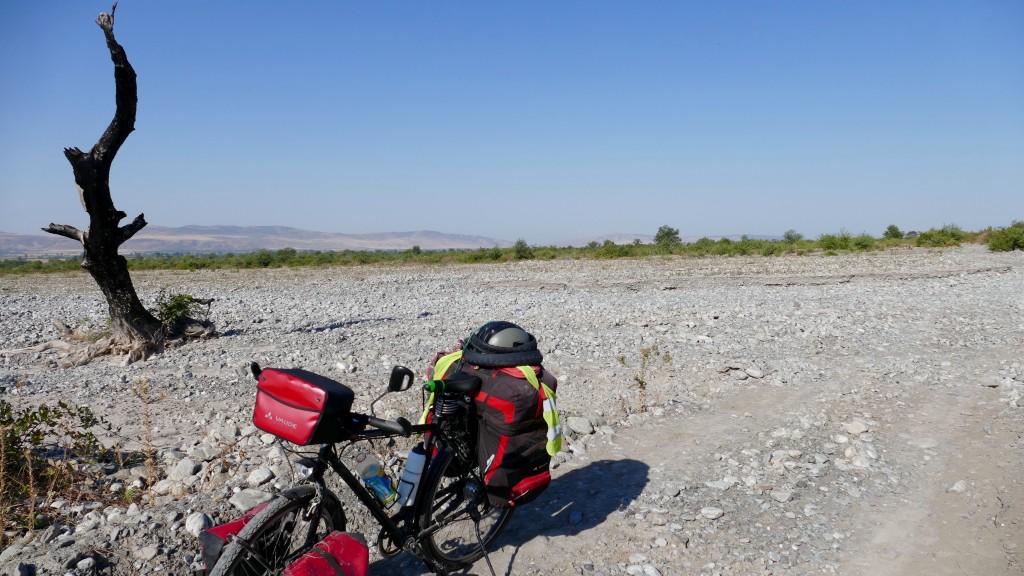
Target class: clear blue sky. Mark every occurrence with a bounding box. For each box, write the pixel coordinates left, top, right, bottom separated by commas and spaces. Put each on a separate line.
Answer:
1, 1, 1021, 245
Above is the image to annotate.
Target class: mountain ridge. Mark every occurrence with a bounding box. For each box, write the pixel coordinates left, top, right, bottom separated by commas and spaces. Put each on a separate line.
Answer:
0, 226, 511, 257
0, 226, 783, 257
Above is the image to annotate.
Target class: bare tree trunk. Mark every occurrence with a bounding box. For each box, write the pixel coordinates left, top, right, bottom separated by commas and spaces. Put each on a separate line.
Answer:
42, 4, 164, 362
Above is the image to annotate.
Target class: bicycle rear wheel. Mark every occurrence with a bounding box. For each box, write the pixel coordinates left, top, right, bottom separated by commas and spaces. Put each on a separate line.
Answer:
209, 484, 345, 576
416, 449, 513, 569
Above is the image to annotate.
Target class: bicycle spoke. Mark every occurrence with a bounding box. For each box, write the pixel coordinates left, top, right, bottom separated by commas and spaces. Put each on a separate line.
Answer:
430, 482, 465, 523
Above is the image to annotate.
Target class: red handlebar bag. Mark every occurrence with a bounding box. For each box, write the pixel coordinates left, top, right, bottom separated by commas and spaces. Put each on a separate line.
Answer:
253, 368, 355, 445
283, 531, 369, 576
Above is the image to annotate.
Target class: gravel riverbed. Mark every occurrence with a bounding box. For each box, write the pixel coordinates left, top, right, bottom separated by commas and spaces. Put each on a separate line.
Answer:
1, 245, 1022, 575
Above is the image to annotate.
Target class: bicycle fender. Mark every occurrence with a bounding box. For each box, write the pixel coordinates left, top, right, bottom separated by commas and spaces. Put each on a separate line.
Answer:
280, 484, 348, 532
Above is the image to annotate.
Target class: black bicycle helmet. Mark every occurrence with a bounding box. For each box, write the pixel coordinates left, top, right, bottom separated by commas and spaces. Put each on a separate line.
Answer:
463, 320, 544, 368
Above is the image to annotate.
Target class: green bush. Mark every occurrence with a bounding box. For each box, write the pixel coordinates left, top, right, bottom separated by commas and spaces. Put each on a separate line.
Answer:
988, 221, 1024, 252
654, 225, 681, 250
597, 240, 632, 259
513, 239, 534, 260
1, 398, 111, 541
883, 224, 904, 239
818, 231, 853, 251
155, 291, 208, 327
783, 229, 803, 244
852, 234, 876, 251
916, 224, 967, 247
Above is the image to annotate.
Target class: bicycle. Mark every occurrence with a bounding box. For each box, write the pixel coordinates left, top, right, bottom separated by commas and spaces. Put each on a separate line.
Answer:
209, 364, 513, 576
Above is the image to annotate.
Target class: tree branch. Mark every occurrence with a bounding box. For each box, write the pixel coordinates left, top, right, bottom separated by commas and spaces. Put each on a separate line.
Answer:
92, 2, 136, 170
43, 224, 86, 244
119, 213, 148, 244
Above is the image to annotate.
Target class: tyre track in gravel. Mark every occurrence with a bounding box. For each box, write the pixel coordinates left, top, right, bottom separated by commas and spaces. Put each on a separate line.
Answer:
466, 382, 827, 576
840, 348, 1024, 576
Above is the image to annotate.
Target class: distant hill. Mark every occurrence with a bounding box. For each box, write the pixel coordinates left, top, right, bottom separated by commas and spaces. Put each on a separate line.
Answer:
0, 226, 511, 258
1, 226, 784, 258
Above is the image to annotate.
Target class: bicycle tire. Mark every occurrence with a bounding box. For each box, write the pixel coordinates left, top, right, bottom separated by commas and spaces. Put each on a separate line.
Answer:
209, 484, 345, 576
416, 448, 513, 569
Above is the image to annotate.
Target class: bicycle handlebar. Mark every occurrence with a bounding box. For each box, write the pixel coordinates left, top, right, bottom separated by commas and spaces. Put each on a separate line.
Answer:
365, 415, 412, 437
423, 373, 482, 395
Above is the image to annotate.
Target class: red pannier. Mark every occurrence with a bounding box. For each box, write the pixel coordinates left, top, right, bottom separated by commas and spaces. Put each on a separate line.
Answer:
283, 531, 369, 576
468, 365, 556, 508
198, 501, 270, 572
253, 368, 355, 445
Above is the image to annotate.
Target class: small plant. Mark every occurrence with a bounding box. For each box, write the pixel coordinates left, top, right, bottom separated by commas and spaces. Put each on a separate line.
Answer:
625, 343, 673, 413
154, 290, 209, 328
122, 487, 141, 504
0, 399, 111, 544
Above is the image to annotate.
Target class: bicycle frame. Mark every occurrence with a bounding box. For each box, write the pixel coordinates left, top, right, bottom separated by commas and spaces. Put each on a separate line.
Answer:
300, 420, 457, 574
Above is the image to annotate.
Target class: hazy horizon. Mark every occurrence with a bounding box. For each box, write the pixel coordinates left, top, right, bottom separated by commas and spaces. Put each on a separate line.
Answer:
2, 2, 1021, 244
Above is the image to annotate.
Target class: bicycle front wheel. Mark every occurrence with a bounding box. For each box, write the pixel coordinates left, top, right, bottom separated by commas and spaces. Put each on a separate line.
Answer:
209, 484, 345, 576
416, 449, 513, 569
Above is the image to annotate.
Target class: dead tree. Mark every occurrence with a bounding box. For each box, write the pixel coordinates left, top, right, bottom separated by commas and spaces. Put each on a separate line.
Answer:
35, 4, 212, 364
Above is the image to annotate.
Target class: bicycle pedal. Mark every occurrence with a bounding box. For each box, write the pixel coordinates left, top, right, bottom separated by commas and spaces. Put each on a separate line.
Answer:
376, 526, 401, 557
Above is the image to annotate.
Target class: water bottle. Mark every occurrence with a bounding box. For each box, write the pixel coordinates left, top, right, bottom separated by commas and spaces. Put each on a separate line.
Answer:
353, 450, 397, 506
397, 443, 427, 506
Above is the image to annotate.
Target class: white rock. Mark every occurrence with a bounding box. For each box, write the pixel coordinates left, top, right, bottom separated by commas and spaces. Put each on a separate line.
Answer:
229, 489, 274, 511
700, 507, 725, 519
185, 512, 214, 537
169, 457, 200, 481
844, 421, 869, 435
247, 466, 276, 487
567, 416, 595, 435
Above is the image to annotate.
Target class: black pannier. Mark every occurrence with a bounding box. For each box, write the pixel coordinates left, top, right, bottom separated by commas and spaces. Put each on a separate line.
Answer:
466, 365, 556, 508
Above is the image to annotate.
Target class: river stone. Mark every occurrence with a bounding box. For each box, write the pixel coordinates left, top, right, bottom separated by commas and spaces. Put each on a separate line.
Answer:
185, 512, 213, 537
567, 416, 595, 435
169, 457, 200, 481
0, 545, 23, 563
700, 507, 725, 519
247, 467, 275, 487
844, 421, 869, 435
188, 443, 223, 462
229, 489, 274, 511
947, 480, 967, 493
